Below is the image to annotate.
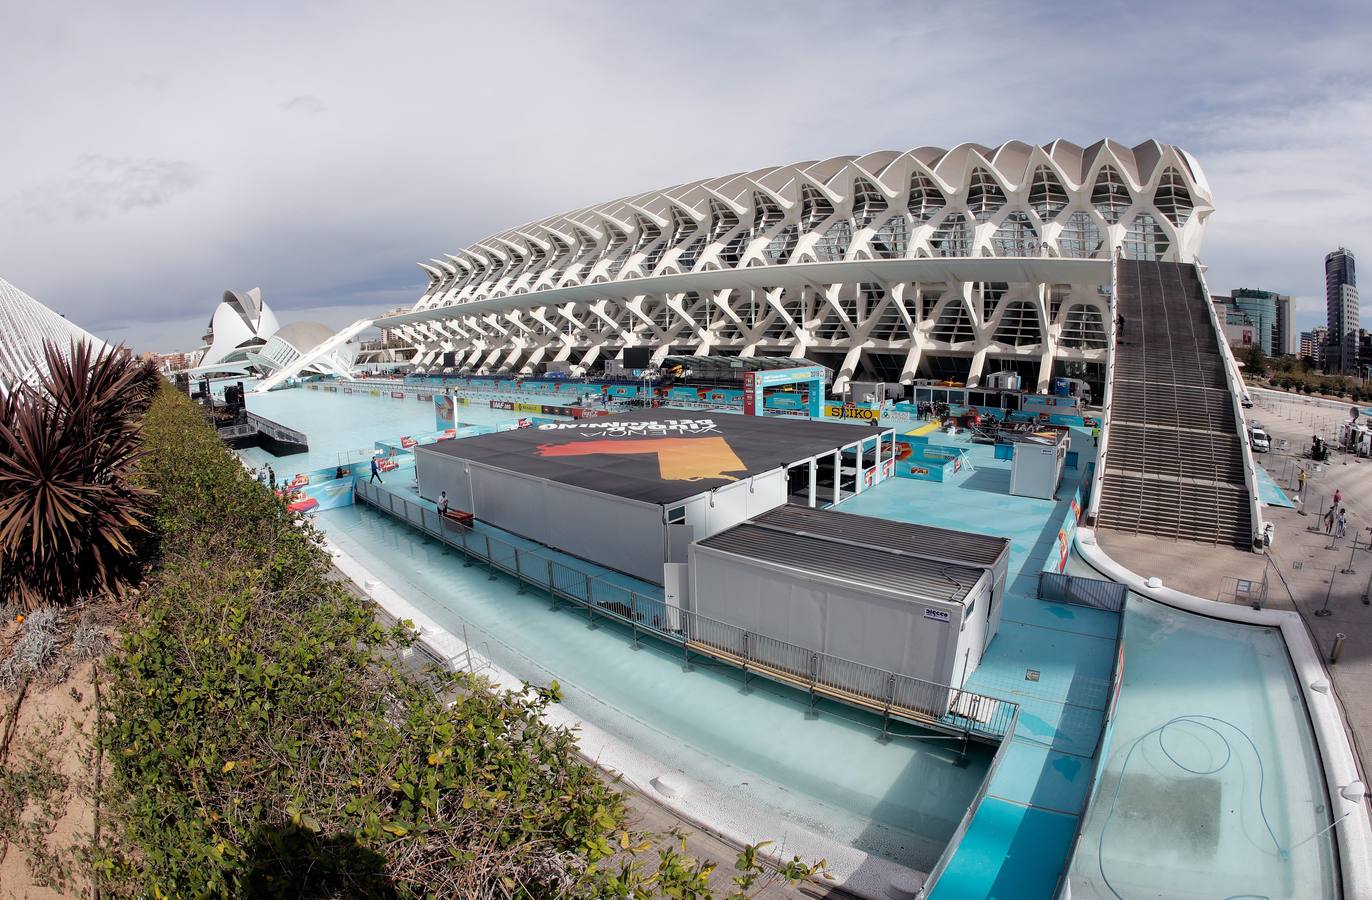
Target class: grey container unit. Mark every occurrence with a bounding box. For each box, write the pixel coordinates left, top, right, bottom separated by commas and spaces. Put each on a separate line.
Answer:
1009, 430, 1069, 500
688, 505, 1009, 692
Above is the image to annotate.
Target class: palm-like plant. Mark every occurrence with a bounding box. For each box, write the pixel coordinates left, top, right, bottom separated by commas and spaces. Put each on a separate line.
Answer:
0, 341, 158, 609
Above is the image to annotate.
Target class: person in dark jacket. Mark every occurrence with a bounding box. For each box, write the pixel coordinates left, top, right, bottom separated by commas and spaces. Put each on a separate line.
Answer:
370, 457, 382, 484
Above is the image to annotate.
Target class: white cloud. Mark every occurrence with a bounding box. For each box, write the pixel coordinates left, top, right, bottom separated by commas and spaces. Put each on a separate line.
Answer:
281, 94, 327, 116
0, 1, 1368, 350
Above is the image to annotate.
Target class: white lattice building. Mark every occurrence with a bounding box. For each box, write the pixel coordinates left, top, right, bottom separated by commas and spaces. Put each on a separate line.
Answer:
374, 139, 1213, 393
0, 276, 110, 397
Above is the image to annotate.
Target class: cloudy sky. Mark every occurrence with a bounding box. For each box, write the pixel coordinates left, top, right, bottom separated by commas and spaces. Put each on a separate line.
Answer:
2, 1, 1369, 352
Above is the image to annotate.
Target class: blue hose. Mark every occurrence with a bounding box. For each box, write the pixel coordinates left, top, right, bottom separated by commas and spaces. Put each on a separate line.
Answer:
1096, 715, 1285, 900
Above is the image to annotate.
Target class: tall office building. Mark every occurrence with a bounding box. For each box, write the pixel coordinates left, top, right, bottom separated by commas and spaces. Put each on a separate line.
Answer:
1325, 247, 1359, 373
1229, 288, 1294, 357
1301, 326, 1327, 367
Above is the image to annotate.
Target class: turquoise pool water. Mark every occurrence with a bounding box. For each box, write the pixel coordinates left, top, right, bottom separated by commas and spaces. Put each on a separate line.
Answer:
317, 503, 994, 872
1066, 593, 1338, 899
237, 387, 519, 476
839, 432, 1120, 899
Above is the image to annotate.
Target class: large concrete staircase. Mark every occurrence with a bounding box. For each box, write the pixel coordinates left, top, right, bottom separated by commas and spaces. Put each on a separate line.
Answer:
1097, 260, 1253, 548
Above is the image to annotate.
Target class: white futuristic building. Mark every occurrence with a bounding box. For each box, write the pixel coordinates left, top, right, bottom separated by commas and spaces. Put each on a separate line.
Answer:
374, 139, 1211, 394
244, 320, 359, 381
193, 288, 281, 374
0, 276, 111, 397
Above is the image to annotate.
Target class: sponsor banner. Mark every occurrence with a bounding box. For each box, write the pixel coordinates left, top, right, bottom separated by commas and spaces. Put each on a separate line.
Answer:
1044, 469, 1091, 574
434, 394, 455, 428
756, 366, 823, 387
390, 391, 405, 399
892, 437, 958, 482
766, 392, 808, 411
923, 608, 951, 623
515, 402, 542, 414
743, 371, 757, 416
824, 402, 879, 421
490, 400, 515, 411
369, 390, 380, 396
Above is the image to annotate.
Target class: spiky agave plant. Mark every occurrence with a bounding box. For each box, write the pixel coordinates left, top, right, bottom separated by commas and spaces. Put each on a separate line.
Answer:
0, 341, 155, 609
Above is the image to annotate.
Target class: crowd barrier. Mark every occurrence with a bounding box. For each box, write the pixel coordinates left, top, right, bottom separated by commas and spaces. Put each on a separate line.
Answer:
353, 480, 1017, 743
1037, 571, 1128, 612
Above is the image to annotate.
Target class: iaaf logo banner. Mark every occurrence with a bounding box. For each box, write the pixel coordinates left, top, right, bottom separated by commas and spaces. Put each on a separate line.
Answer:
537, 418, 721, 438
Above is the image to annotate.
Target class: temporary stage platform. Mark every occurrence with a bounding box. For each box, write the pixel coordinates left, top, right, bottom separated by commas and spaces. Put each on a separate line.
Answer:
414, 410, 894, 587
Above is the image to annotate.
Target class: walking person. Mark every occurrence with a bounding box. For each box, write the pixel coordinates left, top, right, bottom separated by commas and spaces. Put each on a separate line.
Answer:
370, 456, 382, 484
1091, 423, 1101, 447
1333, 488, 1342, 508
1325, 506, 1336, 535
1337, 508, 1348, 539
437, 491, 449, 516
267, 465, 276, 491
1297, 467, 1307, 494
1116, 314, 1126, 343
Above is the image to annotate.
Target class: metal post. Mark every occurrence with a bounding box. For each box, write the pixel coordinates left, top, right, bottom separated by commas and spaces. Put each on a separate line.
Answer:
514, 549, 525, 594
740, 631, 751, 689
807, 652, 819, 719
1316, 569, 1337, 617
1343, 533, 1359, 575
1331, 633, 1347, 664
629, 593, 641, 649
461, 526, 473, 567
546, 559, 556, 607
879, 674, 895, 743
681, 613, 692, 671
585, 575, 595, 624
484, 535, 496, 580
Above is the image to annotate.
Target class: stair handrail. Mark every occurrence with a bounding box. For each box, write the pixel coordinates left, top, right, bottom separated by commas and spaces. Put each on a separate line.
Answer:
1086, 252, 1120, 524
1192, 260, 1267, 550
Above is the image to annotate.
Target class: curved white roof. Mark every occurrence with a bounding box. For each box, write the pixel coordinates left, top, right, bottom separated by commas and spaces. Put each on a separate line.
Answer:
0, 276, 110, 396
199, 287, 280, 370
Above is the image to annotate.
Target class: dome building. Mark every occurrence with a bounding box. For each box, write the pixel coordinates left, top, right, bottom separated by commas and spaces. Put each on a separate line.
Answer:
193, 288, 281, 374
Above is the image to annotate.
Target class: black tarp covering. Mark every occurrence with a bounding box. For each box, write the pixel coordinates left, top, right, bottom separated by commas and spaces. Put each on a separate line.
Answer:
420, 409, 885, 505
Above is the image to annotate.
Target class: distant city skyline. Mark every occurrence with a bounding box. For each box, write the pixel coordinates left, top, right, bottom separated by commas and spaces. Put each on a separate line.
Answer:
2, 1, 1369, 354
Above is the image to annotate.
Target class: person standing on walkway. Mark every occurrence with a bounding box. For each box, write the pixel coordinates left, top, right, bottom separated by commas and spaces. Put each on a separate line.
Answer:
1091, 424, 1101, 447
1337, 508, 1348, 539
1297, 467, 1308, 494
1325, 507, 1336, 534
370, 456, 382, 484
438, 491, 449, 516
1333, 488, 1343, 508
1116, 314, 1126, 343
268, 466, 276, 491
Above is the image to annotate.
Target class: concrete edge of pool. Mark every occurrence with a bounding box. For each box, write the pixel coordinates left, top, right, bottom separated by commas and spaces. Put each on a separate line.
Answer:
1074, 527, 1372, 898
324, 535, 931, 900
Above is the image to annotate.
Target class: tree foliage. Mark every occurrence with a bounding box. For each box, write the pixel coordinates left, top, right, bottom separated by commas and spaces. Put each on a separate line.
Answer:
101, 387, 821, 898
0, 342, 159, 609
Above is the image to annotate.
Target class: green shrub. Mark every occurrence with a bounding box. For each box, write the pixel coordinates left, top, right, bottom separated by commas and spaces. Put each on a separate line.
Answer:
102, 388, 820, 898
0, 342, 158, 609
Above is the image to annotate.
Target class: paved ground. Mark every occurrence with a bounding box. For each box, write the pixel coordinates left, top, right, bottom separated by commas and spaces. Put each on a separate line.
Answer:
1099, 387, 1372, 778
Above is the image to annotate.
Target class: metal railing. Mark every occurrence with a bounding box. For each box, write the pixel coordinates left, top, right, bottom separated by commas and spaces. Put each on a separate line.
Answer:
1193, 260, 1265, 549
245, 411, 308, 445
353, 480, 1017, 742
217, 412, 307, 446
1038, 570, 1128, 612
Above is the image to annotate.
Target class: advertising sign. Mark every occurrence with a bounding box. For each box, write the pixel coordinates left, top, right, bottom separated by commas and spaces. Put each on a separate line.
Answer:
743, 371, 758, 416
824, 402, 879, 421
